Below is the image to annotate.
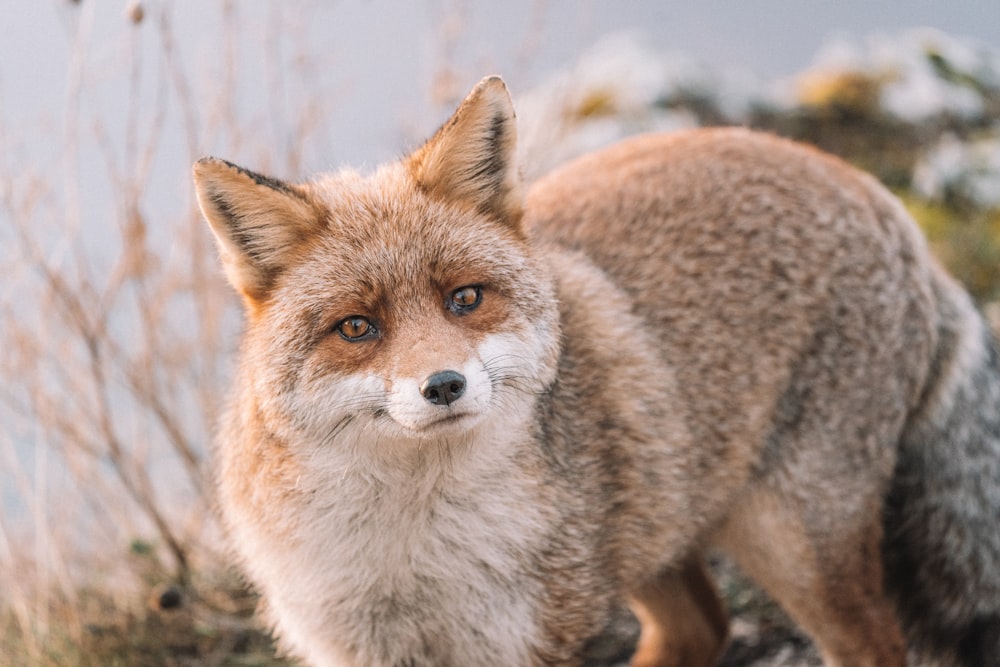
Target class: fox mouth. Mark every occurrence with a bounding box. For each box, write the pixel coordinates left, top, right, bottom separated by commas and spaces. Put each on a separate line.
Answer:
375, 406, 481, 434
395, 408, 484, 435
420, 411, 476, 431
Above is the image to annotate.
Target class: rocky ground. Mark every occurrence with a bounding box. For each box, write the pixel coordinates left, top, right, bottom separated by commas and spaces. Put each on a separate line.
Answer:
713, 558, 822, 667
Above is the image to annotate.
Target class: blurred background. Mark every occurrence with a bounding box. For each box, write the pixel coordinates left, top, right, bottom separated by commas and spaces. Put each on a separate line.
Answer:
1, 1, 998, 664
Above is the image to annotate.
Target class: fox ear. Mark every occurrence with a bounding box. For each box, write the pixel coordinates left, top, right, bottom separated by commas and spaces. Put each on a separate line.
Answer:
193, 158, 319, 304
407, 76, 522, 225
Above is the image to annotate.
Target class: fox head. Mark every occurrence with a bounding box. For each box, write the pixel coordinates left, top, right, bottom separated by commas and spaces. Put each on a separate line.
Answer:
194, 77, 560, 458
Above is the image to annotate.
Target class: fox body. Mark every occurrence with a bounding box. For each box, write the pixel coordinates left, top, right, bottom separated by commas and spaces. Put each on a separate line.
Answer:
194, 77, 1000, 666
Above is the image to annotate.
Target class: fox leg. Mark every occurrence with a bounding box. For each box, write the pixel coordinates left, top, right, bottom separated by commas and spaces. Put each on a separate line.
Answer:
628, 554, 729, 667
713, 487, 907, 667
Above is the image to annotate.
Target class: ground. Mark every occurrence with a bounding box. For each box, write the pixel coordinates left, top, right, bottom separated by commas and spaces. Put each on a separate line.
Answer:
713, 557, 822, 667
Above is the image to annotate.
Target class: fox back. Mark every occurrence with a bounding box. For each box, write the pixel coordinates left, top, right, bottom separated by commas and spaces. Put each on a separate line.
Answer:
195, 77, 1000, 667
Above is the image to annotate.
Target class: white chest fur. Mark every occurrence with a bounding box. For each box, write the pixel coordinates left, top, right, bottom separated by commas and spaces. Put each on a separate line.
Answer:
227, 422, 552, 667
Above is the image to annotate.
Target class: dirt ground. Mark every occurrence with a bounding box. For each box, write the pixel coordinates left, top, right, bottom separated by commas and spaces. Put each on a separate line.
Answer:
717, 611, 821, 667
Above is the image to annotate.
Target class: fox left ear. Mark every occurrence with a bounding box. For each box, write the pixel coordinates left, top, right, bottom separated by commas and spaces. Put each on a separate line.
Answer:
407, 76, 523, 226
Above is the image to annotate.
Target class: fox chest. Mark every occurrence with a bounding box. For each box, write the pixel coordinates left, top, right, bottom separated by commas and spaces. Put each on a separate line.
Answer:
249, 470, 552, 666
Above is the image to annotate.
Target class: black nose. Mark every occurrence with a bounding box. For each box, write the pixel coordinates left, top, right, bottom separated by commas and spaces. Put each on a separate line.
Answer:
420, 370, 466, 406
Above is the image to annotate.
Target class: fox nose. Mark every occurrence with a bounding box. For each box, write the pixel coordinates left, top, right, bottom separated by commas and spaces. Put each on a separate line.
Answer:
420, 370, 466, 406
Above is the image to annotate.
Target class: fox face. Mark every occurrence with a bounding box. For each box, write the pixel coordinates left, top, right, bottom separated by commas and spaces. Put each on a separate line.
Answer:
195, 77, 559, 461
262, 181, 558, 451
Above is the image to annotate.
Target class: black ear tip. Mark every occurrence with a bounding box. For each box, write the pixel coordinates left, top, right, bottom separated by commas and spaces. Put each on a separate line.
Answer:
479, 75, 507, 90
474, 76, 512, 107
193, 156, 226, 180
193, 158, 300, 199
194, 156, 246, 173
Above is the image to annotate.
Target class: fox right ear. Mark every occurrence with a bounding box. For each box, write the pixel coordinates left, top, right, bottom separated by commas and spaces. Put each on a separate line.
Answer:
406, 76, 522, 227
193, 158, 319, 305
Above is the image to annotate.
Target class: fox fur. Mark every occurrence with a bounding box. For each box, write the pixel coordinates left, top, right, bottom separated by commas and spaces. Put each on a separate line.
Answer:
194, 76, 1000, 667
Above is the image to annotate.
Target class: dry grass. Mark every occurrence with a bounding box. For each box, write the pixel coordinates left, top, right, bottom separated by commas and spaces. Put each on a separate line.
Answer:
0, 2, 334, 662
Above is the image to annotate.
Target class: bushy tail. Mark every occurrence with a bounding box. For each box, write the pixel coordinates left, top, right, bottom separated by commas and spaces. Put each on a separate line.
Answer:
885, 280, 1000, 666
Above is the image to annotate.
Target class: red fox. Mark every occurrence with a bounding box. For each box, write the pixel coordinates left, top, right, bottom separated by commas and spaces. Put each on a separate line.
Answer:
194, 76, 1000, 666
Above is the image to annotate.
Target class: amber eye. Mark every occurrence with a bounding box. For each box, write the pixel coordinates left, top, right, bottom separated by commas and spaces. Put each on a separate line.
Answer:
449, 286, 482, 313
336, 316, 375, 341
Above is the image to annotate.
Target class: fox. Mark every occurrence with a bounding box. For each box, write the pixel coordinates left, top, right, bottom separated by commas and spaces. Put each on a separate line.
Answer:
193, 76, 1000, 667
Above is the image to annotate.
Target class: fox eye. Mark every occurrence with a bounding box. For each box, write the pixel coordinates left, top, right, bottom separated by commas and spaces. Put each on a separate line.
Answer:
449, 286, 482, 313
336, 316, 375, 341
